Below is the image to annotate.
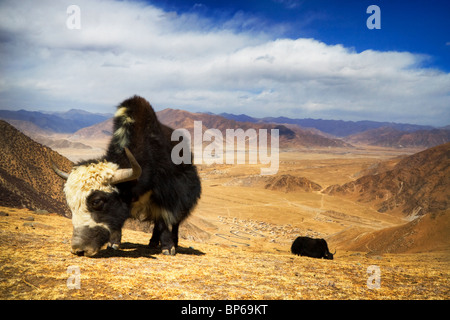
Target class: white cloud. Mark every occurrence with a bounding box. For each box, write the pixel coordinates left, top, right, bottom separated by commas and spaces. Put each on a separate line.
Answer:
0, 0, 449, 126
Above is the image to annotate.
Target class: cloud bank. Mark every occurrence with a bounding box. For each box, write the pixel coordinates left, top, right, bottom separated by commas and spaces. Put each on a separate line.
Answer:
0, 0, 449, 125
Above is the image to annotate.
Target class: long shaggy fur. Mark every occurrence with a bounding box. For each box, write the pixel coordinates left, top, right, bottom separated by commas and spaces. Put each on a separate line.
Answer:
106, 96, 201, 253
63, 95, 201, 256
106, 96, 201, 227
64, 161, 119, 231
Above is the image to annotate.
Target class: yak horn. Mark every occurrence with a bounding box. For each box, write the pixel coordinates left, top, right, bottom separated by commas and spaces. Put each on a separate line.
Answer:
110, 148, 142, 185
50, 156, 70, 180
333, 249, 337, 255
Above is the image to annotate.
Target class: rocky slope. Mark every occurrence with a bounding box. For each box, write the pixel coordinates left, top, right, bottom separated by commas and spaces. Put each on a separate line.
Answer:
345, 127, 450, 148
224, 174, 322, 193
0, 120, 72, 216
330, 211, 450, 253
325, 142, 450, 217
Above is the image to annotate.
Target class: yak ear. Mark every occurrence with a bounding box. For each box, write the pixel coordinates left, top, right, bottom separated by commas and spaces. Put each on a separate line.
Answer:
110, 148, 142, 185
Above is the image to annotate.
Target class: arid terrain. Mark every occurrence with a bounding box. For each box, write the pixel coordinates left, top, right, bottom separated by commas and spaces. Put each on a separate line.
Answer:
0, 113, 449, 300
0, 206, 448, 300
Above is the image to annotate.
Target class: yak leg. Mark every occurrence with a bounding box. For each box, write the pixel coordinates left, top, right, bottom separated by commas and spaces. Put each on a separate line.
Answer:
108, 229, 122, 250
171, 223, 180, 248
150, 219, 176, 255
160, 221, 176, 255
149, 222, 161, 248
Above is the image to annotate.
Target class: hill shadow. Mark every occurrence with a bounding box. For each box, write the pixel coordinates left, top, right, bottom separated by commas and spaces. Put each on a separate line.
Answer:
92, 242, 205, 258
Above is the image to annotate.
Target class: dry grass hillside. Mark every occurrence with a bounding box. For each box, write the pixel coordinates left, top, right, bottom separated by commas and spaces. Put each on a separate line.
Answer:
330, 211, 450, 253
0, 121, 72, 215
0, 206, 448, 300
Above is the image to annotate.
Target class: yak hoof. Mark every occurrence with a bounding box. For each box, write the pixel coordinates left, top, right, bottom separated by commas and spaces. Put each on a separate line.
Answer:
162, 246, 176, 256
108, 243, 120, 250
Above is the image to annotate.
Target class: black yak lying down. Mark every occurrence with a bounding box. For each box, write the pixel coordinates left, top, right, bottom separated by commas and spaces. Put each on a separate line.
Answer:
291, 236, 335, 260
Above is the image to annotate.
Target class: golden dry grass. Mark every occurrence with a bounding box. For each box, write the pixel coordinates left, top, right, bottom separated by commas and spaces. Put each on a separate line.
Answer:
0, 206, 448, 300
1, 145, 448, 300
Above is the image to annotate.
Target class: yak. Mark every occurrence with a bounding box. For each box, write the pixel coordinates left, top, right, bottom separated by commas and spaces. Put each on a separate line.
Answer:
52, 96, 201, 256
291, 236, 335, 260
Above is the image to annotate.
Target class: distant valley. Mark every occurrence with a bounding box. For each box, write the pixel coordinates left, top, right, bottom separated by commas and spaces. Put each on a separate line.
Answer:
1, 118, 449, 254
1, 106, 449, 248
1, 108, 449, 163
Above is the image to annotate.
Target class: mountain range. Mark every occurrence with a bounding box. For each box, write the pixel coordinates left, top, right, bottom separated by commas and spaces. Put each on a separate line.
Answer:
156, 108, 351, 149
218, 113, 437, 136
1, 108, 449, 149
0, 109, 111, 133
345, 127, 450, 148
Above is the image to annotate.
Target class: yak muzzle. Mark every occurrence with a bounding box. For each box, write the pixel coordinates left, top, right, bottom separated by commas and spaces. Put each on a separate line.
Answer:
71, 225, 110, 257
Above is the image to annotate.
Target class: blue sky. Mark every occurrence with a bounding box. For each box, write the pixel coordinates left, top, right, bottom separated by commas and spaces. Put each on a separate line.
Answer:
157, 0, 450, 71
0, 0, 449, 126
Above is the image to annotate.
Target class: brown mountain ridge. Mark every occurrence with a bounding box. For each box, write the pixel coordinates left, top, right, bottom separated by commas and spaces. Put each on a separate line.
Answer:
325, 142, 450, 218
71, 108, 352, 149
330, 211, 450, 253
345, 126, 450, 148
157, 108, 352, 149
0, 120, 72, 215
225, 173, 322, 193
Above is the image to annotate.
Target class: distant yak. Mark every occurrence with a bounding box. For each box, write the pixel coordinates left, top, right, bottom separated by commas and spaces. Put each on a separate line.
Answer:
291, 236, 335, 260
52, 96, 201, 256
